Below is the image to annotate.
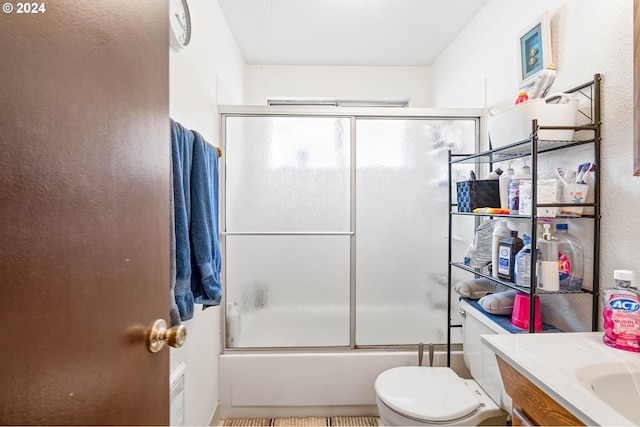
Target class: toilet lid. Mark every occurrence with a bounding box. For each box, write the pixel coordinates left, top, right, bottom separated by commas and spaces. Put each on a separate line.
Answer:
375, 367, 481, 423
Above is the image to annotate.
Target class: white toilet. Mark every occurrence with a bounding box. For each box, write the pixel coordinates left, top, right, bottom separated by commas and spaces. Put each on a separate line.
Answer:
375, 299, 511, 426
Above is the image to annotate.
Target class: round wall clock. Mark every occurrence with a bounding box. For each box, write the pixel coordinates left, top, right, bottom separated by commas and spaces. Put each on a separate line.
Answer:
170, 0, 192, 49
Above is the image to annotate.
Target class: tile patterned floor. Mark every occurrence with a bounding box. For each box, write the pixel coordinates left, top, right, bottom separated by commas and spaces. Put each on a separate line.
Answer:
220, 417, 379, 426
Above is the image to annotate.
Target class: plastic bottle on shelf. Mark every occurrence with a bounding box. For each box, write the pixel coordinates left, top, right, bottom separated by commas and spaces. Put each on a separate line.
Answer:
491, 221, 512, 278
508, 161, 531, 215
555, 223, 584, 291
518, 180, 533, 216
487, 168, 502, 179
499, 163, 513, 210
537, 223, 559, 291
528, 63, 557, 99
226, 302, 241, 345
602, 270, 640, 352
519, 161, 531, 179
515, 91, 529, 104
514, 234, 532, 287
497, 230, 524, 282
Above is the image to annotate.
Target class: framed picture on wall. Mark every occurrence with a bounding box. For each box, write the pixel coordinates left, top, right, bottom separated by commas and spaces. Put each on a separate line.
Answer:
517, 12, 552, 88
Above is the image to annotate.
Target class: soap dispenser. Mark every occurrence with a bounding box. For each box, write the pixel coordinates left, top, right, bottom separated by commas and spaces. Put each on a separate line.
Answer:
537, 223, 559, 291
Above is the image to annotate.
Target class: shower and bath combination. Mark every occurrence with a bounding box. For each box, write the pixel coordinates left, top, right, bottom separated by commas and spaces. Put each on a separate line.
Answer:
217, 106, 481, 417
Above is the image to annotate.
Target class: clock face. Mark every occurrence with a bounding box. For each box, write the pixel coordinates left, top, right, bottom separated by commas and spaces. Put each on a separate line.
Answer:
170, 0, 191, 48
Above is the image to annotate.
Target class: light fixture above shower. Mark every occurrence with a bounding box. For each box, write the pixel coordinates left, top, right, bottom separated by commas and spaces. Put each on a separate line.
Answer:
266, 97, 410, 107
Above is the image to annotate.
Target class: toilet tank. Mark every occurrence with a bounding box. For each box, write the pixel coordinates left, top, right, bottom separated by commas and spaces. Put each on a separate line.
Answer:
459, 298, 512, 413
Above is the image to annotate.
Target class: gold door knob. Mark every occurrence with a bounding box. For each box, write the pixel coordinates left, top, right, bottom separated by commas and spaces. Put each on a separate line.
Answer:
146, 319, 187, 353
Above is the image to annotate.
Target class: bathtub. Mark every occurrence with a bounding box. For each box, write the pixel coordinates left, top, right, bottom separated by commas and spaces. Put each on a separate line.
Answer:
219, 307, 468, 418
220, 350, 470, 418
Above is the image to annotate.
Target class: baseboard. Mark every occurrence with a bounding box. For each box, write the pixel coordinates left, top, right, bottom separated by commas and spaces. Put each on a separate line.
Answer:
210, 402, 221, 426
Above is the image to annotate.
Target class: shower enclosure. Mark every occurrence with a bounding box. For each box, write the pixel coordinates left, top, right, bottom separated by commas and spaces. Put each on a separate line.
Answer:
218, 106, 481, 417
221, 107, 480, 349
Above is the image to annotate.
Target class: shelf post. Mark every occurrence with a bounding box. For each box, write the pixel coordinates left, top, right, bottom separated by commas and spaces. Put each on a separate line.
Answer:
529, 119, 539, 333
447, 149, 453, 367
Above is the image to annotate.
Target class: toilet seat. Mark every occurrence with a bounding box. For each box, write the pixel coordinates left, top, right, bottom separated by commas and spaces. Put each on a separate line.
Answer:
374, 367, 481, 423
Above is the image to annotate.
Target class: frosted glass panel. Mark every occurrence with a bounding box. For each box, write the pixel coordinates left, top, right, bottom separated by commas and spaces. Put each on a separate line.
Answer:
225, 235, 350, 348
225, 116, 350, 232
355, 119, 477, 345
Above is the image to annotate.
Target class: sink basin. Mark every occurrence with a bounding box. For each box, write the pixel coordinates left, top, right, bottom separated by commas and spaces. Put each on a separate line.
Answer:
575, 362, 640, 425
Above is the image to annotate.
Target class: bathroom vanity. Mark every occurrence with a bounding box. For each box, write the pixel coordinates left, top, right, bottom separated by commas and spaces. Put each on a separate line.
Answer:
495, 357, 583, 426
482, 332, 640, 426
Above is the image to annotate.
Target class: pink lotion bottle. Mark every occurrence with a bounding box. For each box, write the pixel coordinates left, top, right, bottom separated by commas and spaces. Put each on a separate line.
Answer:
603, 270, 640, 352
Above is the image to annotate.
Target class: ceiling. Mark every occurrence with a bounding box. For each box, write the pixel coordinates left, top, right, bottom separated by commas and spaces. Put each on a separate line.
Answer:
216, 0, 489, 66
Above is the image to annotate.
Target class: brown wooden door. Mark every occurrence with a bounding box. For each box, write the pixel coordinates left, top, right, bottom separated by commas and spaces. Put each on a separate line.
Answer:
0, 1, 171, 424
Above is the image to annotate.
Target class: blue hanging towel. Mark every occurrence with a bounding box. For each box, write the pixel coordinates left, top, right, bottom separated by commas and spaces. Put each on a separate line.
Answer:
170, 119, 195, 321
189, 130, 222, 308
169, 174, 181, 327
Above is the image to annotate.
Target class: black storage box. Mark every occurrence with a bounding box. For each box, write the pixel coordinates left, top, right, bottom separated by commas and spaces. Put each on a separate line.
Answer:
456, 180, 500, 212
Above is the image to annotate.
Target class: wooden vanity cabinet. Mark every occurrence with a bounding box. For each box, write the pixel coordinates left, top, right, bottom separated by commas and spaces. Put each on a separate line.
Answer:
496, 356, 585, 426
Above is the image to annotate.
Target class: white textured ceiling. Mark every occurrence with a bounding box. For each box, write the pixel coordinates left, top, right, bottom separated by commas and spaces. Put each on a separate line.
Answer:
216, 0, 489, 66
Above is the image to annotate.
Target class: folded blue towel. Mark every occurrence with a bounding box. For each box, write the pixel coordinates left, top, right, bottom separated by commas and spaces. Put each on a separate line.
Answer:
189, 130, 222, 308
171, 119, 195, 321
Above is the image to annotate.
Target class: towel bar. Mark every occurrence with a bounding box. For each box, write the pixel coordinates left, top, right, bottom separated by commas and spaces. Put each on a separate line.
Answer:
222, 231, 355, 236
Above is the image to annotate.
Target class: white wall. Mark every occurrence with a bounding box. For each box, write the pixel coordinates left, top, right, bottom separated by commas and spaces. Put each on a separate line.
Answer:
244, 65, 431, 106
169, 0, 244, 425
433, 0, 636, 330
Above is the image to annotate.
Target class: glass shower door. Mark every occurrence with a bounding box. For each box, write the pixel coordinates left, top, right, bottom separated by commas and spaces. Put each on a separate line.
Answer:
222, 111, 478, 349
224, 116, 351, 348
354, 118, 477, 345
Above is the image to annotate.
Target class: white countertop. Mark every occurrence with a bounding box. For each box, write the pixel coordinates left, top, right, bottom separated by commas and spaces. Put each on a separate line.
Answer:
482, 332, 640, 426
